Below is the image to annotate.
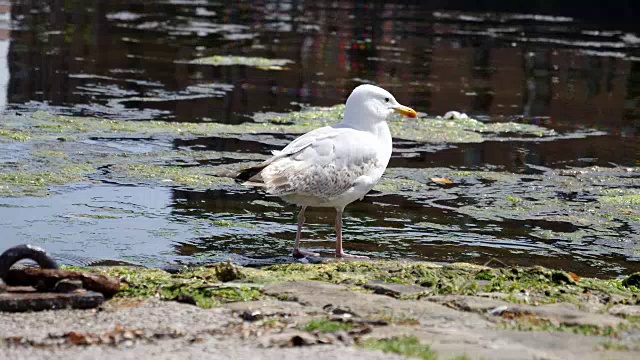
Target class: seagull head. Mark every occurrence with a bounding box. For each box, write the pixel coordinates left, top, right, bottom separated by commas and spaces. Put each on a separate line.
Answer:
343, 84, 417, 126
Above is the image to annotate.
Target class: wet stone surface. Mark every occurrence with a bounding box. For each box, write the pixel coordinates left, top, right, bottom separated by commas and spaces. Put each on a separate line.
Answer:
0, 1, 639, 277
1, 261, 639, 359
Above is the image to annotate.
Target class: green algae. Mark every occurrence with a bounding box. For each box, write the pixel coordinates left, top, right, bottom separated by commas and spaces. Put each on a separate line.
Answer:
63, 213, 120, 220
114, 163, 235, 187
467, 264, 640, 305
392, 115, 552, 142
303, 319, 354, 333
254, 104, 556, 143
505, 195, 522, 205
82, 264, 261, 308
0, 114, 259, 195
207, 219, 256, 229
188, 55, 293, 70
449, 356, 472, 360
253, 105, 346, 125
383, 166, 639, 251
1, 110, 636, 272
361, 336, 437, 360
31, 150, 68, 158
0, 128, 31, 141
247, 261, 445, 286
74, 261, 638, 309
599, 341, 634, 351
600, 191, 640, 206
375, 177, 427, 193
0, 105, 601, 149
498, 319, 621, 337
0, 163, 94, 197
7, 111, 221, 139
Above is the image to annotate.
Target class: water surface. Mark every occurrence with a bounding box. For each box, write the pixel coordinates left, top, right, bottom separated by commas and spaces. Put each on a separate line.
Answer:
0, 1, 638, 277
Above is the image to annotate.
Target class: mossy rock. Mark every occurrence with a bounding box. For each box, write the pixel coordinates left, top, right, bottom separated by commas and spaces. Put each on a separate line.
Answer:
66, 260, 640, 309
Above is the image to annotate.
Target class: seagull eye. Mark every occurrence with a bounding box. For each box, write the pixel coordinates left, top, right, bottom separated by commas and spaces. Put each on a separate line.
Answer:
384, 97, 390, 103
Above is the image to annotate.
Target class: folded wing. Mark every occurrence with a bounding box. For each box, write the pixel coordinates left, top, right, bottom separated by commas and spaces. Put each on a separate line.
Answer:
237, 126, 380, 199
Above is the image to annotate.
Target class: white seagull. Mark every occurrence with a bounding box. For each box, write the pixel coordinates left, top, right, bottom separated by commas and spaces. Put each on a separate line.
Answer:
238, 85, 417, 258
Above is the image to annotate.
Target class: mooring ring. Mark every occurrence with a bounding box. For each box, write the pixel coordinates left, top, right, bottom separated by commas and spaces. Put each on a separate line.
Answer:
0, 244, 59, 280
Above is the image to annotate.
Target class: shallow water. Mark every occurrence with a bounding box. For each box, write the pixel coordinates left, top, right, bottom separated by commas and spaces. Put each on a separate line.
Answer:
0, 1, 638, 277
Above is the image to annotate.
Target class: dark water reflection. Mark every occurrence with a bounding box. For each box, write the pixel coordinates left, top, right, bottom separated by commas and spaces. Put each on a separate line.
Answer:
0, 1, 639, 275
4, 1, 639, 128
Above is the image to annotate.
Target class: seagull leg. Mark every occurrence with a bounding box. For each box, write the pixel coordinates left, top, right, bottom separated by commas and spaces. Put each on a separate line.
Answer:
292, 206, 319, 258
335, 208, 369, 259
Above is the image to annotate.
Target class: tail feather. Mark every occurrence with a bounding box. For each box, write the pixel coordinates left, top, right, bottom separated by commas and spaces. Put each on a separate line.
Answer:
236, 163, 267, 185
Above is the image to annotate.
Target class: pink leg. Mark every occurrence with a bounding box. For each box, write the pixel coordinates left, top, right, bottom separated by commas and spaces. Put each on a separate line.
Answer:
292, 206, 319, 258
334, 208, 368, 259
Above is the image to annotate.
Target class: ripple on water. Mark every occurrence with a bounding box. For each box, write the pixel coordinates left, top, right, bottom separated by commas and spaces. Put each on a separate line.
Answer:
0, 1, 638, 276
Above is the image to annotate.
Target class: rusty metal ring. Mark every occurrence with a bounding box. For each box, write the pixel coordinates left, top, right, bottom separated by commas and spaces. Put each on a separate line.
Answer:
0, 244, 59, 280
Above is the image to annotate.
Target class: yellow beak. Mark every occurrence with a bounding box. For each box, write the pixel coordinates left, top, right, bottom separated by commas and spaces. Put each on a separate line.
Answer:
393, 105, 418, 118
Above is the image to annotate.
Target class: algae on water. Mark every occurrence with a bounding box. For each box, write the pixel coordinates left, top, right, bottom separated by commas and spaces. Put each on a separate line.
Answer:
375, 166, 640, 254
0, 128, 31, 141
0, 108, 561, 197
1, 109, 637, 272
0, 105, 574, 147
111, 163, 235, 187
188, 55, 293, 70
253, 104, 558, 143
0, 163, 95, 197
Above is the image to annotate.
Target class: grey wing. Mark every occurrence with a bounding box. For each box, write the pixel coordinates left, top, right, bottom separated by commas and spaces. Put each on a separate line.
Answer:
269, 126, 338, 159
237, 126, 338, 184
259, 128, 381, 198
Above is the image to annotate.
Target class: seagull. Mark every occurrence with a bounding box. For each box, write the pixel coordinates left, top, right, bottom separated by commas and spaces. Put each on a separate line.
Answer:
237, 85, 417, 258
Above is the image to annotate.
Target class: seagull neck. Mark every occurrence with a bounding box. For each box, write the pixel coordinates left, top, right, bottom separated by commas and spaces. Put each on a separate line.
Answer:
370, 121, 391, 141
341, 117, 390, 138
342, 108, 385, 129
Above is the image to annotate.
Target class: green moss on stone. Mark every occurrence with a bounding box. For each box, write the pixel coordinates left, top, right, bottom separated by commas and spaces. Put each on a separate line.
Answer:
303, 319, 354, 333
361, 336, 437, 360
84, 265, 260, 308
499, 318, 621, 337
69, 260, 638, 311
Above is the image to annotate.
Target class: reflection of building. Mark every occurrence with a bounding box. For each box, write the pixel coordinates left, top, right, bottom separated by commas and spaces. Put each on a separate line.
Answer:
548, 51, 630, 128
427, 30, 631, 128
0, 1, 9, 112
429, 41, 527, 116
2, 0, 637, 129
231, 1, 636, 129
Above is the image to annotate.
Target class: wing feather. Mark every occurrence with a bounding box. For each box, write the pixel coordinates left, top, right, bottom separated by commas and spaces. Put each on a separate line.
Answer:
236, 126, 338, 183
256, 127, 381, 199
